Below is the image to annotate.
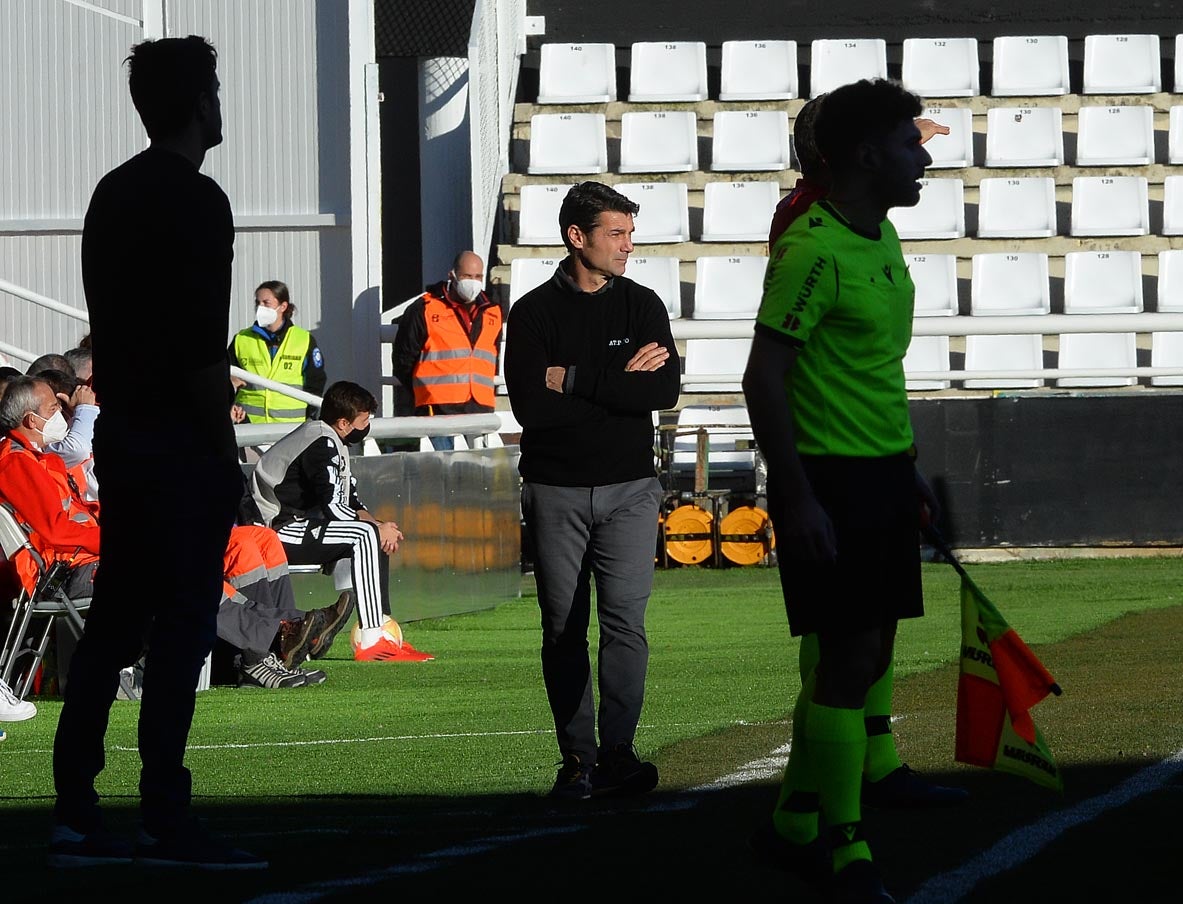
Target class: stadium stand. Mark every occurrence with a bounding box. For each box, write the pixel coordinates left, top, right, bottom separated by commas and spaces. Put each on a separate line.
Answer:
903, 336, 952, 390
991, 35, 1071, 95
692, 256, 766, 319
1169, 106, 1183, 164
984, 106, 1065, 167
1069, 176, 1150, 237
700, 181, 781, 242
1074, 105, 1155, 166
683, 337, 752, 392
901, 38, 980, 97
615, 182, 691, 243
976, 177, 1058, 238
971, 253, 1052, 316
919, 105, 973, 168
907, 254, 960, 317
526, 113, 608, 174
1082, 33, 1162, 94
517, 184, 572, 244
1057, 332, 1139, 387
710, 110, 792, 171
887, 178, 966, 239
809, 38, 887, 97
628, 41, 709, 102
619, 111, 699, 173
625, 256, 683, 319
718, 40, 799, 101
536, 43, 617, 104
1063, 251, 1145, 314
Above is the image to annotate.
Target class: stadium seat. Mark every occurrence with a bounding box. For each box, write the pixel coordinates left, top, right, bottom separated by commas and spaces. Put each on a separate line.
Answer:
619, 111, 699, 173
1178, 35, 1183, 93
719, 40, 798, 100
888, 178, 965, 239
683, 337, 753, 392
536, 43, 617, 104
517, 183, 573, 245
991, 35, 1070, 96
976, 177, 1057, 239
1169, 107, 1183, 165
700, 181, 781, 242
626, 255, 682, 319
1075, 105, 1155, 166
984, 106, 1065, 167
710, 110, 792, 171
971, 253, 1052, 316
527, 113, 607, 174
1070, 176, 1149, 237
1057, 333, 1138, 387
1082, 34, 1161, 94
1158, 250, 1183, 311
670, 405, 755, 479
920, 105, 973, 169
902, 38, 980, 97
903, 336, 951, 390
1063, 251, 1144, 314
615, 182, 690, 244
692, 256, 767, 319
906, 254, 960, 316
964, 335, 1046, 389
809, 38, 888, 97
628, 41, 708, 102
1150, 331, 1183, 386
509, 257, 561, 306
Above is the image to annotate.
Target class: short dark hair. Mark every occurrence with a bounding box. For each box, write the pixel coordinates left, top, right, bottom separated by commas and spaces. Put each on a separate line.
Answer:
320, 381, 378, 425
256, 280, 295, 318
27, 353, 75, 380
814, 79, 924, 175
793, 94, 827, 180
36, 369, 78, 400
126, 36, 218, 140
558, 181, 640, 252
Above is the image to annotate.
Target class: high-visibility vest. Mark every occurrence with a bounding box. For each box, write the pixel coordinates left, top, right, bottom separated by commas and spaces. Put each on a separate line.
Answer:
233, 325, 313, 423
412, 294, 500, 409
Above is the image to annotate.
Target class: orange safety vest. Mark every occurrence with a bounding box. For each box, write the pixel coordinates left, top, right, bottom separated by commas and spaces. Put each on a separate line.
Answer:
411, 293, 500, 409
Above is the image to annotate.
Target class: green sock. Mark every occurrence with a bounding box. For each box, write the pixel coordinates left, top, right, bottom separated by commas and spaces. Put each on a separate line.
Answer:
772, 671, 818, 844
863, 661, 902, 783
806, 700, 871, 872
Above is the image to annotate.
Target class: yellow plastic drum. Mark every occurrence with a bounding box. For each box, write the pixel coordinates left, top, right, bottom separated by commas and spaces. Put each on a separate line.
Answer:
719, 505, 775, 567
664, 504, 714, 565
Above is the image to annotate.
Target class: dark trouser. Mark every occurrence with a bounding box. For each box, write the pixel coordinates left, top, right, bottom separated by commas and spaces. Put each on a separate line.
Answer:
217, 573, 302, 663
276, 518, 390, 630
53, 453, 241, 835
521, 478, 661, 763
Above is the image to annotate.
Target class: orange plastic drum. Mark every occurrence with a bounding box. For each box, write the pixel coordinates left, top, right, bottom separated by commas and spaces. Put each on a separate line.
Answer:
664, 504, 714, 565
719, 505, 775, 567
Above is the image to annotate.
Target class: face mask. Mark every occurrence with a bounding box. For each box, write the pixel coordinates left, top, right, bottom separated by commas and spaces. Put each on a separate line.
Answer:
452, 278, 483, 303
34, 410, 69, 444
255, 305, 279, 329
343, 423, 371, 446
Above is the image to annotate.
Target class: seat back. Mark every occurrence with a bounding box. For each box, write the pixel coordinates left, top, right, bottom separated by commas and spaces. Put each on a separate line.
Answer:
1151, 332, 1183, 386
626, 256, 682, 320
1158, 250, 1183, 312
671, 405, 755, 476
1169, 107, 1183, 165
809, 38, 888, 97
628, 41, 708, 102
537, 43, 617, 104
710, 111, 791, 171
903, 336, 951, 390
509, 258, 561, 306
615, 182, 690, 244
964, 335, 1046, 389
921, 106, 973, 168
1083, 33, 1161, 94
692, 256, 767, 320
902, 37, 980, 97
527, 113, 607, 175
719, 40, 799, 100
977, 177, 1058, 238
971, 253, 1052, 316
683, 337, 753, 393
1057, 333, 1138, 387
1075, 105, 1155, 166
888, 178, 965, 239
985, 106, 1064, 167
1070, 176, 1150, 237
701, 181, 781, 242
992, 35, 1070, 96
1063, 251, 1144, 314
619, 111, 698, 173
906, 254, 959, 316
517, 183, 573, 245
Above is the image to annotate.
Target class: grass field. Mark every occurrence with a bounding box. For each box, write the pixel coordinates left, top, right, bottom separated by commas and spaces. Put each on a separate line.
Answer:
3, 558, 1182, 901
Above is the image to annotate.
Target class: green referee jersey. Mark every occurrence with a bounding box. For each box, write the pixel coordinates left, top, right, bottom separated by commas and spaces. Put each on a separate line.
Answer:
755, 200, 915, 457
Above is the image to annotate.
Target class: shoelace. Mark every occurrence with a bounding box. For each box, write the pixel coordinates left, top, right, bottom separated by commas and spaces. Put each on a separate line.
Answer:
0, 679, 22, 706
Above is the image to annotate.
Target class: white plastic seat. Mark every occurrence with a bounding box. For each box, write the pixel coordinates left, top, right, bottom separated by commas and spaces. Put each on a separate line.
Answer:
615, 182, 690, 244
1075, 105, 1155, 166
527, 113, 607, 175
719, 40, 798, 100
984, 107, 1065, 167
903, 336, 951, 390
1158, 250, 1183, 311
902, 38, 980, 97
692, 256, 766, 319
1150, 332, 1183, 386
888, 178, 965, 239
671, 405, 755, 475
905, 254, 959, 316
1177, 35, 1183, 93
971, 253, 1052, 316
517, 183, 573, 245
992, 35, 1070, 96
619, 111, 698, 173
683, 337, 753, 392
964, 335, 1045, 389
1057, 333, 1138, 387
920, 106, 973, 168
809, 38, 887, 97
1169, 107, 1183, 165
628, 41, 708, 102
710, 110, 791, 171
1070, 176, 1149, 237
1063, 251, 1144, 314
508, 257, 561, 306
625, 256, 682, 320
976, 177, 1057, 239
700, 181, 781, 242
1083, 34, 1161, 94
537, 43, 617, 104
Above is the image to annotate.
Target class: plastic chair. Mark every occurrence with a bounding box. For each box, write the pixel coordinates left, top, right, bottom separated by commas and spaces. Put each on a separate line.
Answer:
527, 113, 607, 175
682, 337, 753, 392
902, 38, 980, 97
971, 253, 1051, 316
700, 181, 781, 242
619, 111, 699, 173
888, 178, 965, 239
719, 40, 799, 100
710, 110, 792, 171
615, 182, 690, 244
1177, 35, 1183, 93
1150, 332, 1183, 386
517, 183, 573, 245
508, 257, 561, 306
921, 106, 973, 169
992, 35, 1070, 96
1070, 176, 1149, 237
984, 106, 1065, 167
1075, 105, 1155, 166
976, 177, 1057, 239
626, 256, 682, 320
1169, 107, 1183, 165
537, 43, 617, 104
670, 405, 755, 480
906, 254, 959, 316
809, 38, 888, 97
1158, 250, 1183, 311
1063, 251, 1144, 314
628, 41, 708, 102
903, 336, 951, 390
964, 335, 1046, 389
692, 256, 767, 319
1082, 34, 1161, 94
1057, 333, 1138, 387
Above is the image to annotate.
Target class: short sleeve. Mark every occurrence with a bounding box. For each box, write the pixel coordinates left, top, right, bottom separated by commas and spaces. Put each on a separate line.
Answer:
755, 230, 838, 346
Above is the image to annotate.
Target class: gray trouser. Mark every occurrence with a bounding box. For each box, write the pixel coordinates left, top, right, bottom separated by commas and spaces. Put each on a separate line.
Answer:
521, 477, 662, 763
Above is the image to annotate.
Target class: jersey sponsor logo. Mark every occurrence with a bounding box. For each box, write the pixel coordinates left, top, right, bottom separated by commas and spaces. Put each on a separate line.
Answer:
780, 255, 827, 331
1002, 744, 1057, 776
608, 337, 631, 347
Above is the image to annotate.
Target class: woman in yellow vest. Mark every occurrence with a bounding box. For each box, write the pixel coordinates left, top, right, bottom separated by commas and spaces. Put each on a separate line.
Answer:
230, 280, 327, 423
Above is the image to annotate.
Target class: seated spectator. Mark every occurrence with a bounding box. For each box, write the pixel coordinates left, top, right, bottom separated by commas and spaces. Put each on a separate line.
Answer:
251, 380, 434, 662
33, 369, 100, 501
64, 347, 94, 385
25, 353, 74, 381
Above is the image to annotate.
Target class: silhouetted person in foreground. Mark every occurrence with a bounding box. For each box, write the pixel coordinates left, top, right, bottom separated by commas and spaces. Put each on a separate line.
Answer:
50, 35, 265, 870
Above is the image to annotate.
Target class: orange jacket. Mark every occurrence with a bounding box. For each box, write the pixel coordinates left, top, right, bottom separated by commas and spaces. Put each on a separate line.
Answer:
411, 292, 500, 409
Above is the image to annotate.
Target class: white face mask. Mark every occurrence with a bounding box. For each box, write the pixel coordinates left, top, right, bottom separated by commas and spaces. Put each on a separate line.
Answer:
34, 410, 69, 444
255, 305, 279, 328
452, 278, 483, 304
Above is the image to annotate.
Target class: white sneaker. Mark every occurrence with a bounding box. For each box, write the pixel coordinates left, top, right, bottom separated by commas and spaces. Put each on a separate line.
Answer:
0, 678, 36, 722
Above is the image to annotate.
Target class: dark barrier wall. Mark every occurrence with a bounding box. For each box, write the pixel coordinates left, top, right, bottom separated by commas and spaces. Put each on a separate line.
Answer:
911, 394, 1183, 548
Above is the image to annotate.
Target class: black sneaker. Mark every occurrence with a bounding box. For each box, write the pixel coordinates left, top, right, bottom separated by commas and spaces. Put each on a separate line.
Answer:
239, 653, 308, 689
47, 823, 134, 868
279, 610, 328, 669
590, 743, 659, 798
548, 753, 593, 801
309, 590, 356, 660
831, 859, 894, 904
862, 764, 969, 809
134, 820, 268, 870
748, 820, 829, 883
300, 666, 328, 686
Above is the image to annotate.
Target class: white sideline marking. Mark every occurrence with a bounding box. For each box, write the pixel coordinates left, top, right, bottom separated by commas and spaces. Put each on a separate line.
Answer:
905, 746, 1183, 904
693, 742, 791, 791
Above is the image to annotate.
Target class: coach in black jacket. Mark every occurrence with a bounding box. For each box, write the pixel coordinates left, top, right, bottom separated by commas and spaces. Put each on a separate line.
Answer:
505, 181, 681, 801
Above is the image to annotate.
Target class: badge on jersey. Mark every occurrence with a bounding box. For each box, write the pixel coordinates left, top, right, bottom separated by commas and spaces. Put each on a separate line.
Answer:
312, 347, 323, 368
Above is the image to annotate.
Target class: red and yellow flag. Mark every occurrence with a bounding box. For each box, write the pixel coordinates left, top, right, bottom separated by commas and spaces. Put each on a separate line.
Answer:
955, 572, 1064, 791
